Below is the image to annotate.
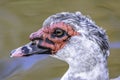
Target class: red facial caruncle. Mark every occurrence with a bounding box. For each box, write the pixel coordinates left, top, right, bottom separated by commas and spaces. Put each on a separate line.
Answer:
29, 22, 79, 54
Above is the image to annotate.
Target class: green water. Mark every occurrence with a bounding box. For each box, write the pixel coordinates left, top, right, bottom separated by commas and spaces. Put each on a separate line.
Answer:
0, 0, 120, 80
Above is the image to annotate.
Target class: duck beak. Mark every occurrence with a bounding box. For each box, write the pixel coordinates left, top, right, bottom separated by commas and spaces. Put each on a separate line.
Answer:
10, 42, 51, 57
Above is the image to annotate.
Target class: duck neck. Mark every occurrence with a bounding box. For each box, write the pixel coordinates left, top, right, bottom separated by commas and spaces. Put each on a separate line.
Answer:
61, 55, 109, 80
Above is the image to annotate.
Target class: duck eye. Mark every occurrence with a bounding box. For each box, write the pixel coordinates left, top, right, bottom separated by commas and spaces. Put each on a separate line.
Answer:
53, 28, 65, 37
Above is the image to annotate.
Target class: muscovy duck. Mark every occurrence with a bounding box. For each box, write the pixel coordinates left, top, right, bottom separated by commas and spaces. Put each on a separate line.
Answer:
10, 12, 120, 80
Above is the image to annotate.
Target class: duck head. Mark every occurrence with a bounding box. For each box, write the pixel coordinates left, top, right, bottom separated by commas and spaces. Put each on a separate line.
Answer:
10, 12, 110, 74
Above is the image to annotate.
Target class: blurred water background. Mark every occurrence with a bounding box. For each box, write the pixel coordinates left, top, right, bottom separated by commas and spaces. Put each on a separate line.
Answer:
0, 0, 120, 80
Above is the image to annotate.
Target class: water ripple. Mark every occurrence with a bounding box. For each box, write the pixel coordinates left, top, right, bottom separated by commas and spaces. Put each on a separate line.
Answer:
0, 55, 48, 80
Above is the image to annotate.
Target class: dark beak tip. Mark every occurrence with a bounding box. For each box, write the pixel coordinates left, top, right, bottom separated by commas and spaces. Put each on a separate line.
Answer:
10, 49, 25, 57
10, 49, 16, 56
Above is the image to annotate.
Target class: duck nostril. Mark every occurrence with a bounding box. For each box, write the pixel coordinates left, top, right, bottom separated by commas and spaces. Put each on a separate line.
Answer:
31, 42, 36, 45
31, 39, 40, 46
